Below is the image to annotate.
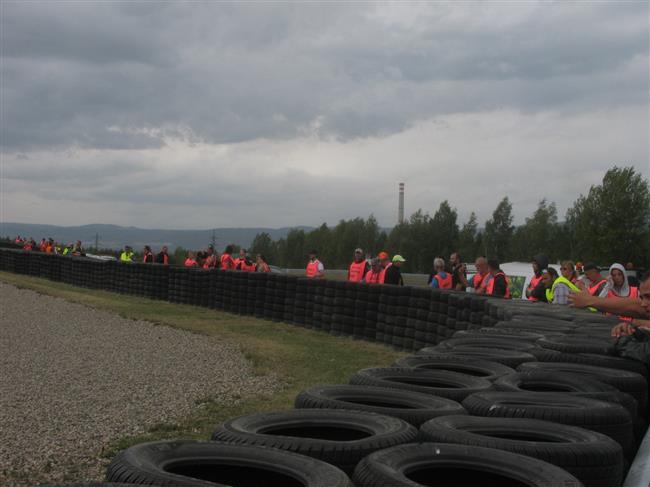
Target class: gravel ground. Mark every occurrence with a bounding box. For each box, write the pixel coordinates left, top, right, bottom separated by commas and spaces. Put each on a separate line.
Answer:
0, 282, 280, 486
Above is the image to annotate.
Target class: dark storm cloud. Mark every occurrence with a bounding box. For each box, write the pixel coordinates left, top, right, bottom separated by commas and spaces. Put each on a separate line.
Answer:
2, 1, 648, 152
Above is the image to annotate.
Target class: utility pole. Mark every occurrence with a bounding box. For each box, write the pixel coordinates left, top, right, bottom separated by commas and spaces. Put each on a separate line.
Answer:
95, 233, 100, 252
211, 229, 217, 249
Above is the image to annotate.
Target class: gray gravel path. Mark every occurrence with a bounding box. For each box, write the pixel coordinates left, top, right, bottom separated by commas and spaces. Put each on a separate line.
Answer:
0, 281, 280, 486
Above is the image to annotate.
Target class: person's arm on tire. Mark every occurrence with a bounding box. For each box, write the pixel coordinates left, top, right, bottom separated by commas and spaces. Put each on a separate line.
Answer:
569, 290, 646, 318
612, 319, 650, 337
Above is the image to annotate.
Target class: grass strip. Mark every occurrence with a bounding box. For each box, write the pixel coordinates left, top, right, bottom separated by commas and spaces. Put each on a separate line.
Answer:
0, 271, 403, 457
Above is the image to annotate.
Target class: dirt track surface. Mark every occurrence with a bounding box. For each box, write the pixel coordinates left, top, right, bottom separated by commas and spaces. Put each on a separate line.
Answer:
0, 281, 278, 486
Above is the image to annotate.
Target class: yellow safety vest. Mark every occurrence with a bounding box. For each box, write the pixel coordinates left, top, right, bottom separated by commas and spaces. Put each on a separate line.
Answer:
546, 276, 581, 302
120, 251, 134, 262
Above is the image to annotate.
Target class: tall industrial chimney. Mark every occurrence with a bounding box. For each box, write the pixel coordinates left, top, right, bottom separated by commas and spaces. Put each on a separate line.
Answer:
398, 182, 405, 224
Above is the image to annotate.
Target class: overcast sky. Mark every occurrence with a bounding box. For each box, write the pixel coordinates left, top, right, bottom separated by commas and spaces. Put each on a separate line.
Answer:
1, 1, 648, 230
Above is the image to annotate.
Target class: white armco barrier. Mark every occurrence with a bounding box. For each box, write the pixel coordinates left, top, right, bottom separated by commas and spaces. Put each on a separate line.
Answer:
624, 425, 650, 487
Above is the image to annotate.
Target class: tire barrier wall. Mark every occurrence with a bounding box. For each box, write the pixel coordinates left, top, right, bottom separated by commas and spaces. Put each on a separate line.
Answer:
0, 248, 623, 352
0, 248, 505, 351
7, 247, 649, 486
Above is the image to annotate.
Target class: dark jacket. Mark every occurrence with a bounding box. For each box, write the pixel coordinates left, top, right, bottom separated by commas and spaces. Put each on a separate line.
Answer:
491, 272, 508, 297
384, 265, 404, 286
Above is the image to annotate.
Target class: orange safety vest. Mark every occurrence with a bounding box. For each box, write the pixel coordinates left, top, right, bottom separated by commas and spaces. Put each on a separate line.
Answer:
606, 287, 639, 322
348, 260, 367, 282
306, 259, 322, 278
433, 272, 453, 289
588, 279, 607, 296
258, 262, 270, 273
527, 274, 544, 301
379, 263, 392, 284
184, 258, 198, 267
143, 252, 153, 263
202, 255, 217, 269
472, 272, 489, 291
240, 262, 256, 272
365, 269, 382, 284
486, 271, 511, 299
220, 253, 235, 270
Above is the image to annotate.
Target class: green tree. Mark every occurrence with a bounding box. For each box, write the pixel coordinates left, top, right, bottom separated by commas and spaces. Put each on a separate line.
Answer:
484, 197, 514, 262
283, 229, 306, 268
565, 166, 650, 266
172, 246, 187, 265
511, 199, 559, 261
249, 232, 276, 263
458, 212, 479, 261
430, 201, 460, 262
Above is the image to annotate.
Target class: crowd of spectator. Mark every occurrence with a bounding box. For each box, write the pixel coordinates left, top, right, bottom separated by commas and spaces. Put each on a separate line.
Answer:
8, 234, 650, 350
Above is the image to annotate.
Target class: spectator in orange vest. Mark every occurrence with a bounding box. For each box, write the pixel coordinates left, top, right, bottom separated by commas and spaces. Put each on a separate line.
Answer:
237, 253, 257, 272
525, 254, 548, 301
184, 251, 199, 267
305, 250, 324, 278
472, 256, 490, 294
347, 248, 369, 283
364, 258, 382, 284
578, 262, 606, 295
486, 259, 510, 298
256, 254, 271, 273
202, 245, 219, 269
233, 248, 247, 269
430, 258, 453, 289
143, 245, 154, 263
155, 246, 169, 265
449, 252, 468, 291
378, 251, 391, 283
220, 245, 236, 270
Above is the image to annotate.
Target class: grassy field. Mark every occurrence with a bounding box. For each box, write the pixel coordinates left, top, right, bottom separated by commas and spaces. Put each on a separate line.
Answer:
0, 271, 404, 460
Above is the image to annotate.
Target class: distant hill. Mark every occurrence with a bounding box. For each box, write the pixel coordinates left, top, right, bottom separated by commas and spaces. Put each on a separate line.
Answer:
0, 222, 314, 251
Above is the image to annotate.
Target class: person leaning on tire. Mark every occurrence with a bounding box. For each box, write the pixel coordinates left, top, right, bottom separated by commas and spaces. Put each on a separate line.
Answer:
543, 267, 580, 305
570, 270, 650, 337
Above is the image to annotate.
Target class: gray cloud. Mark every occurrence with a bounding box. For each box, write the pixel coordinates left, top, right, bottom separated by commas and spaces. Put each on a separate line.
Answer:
1, 2, 648, 230
2, 1, 648, 151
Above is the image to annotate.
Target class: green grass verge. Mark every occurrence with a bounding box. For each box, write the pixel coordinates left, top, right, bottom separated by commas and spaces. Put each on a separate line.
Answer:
0, 271, 404, 458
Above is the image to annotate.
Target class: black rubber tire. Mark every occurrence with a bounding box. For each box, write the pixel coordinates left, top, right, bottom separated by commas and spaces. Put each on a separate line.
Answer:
493, 370, 638, 419
210, 409, 417, 473
517, 361, 648, 411
294, 384, 467, 427
437, 337, 538, 352
419, 415, 623, 487
352, 442, 582, 487
463, 391, 635, 458
106, 440, 353, 487
416, 347, 538, 368
393, 355, 515, 381
537, 336, 615, 355
453, 328, 547, 342
532, 349, 649, 377
349, 367, 492, 402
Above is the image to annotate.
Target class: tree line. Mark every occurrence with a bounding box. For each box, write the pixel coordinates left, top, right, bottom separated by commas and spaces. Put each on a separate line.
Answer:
248, 166, 650, 273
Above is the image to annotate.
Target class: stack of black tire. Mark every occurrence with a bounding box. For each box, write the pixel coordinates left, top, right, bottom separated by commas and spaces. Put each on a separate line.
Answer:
4, 249, 646, 486
97, 307, 648, 486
